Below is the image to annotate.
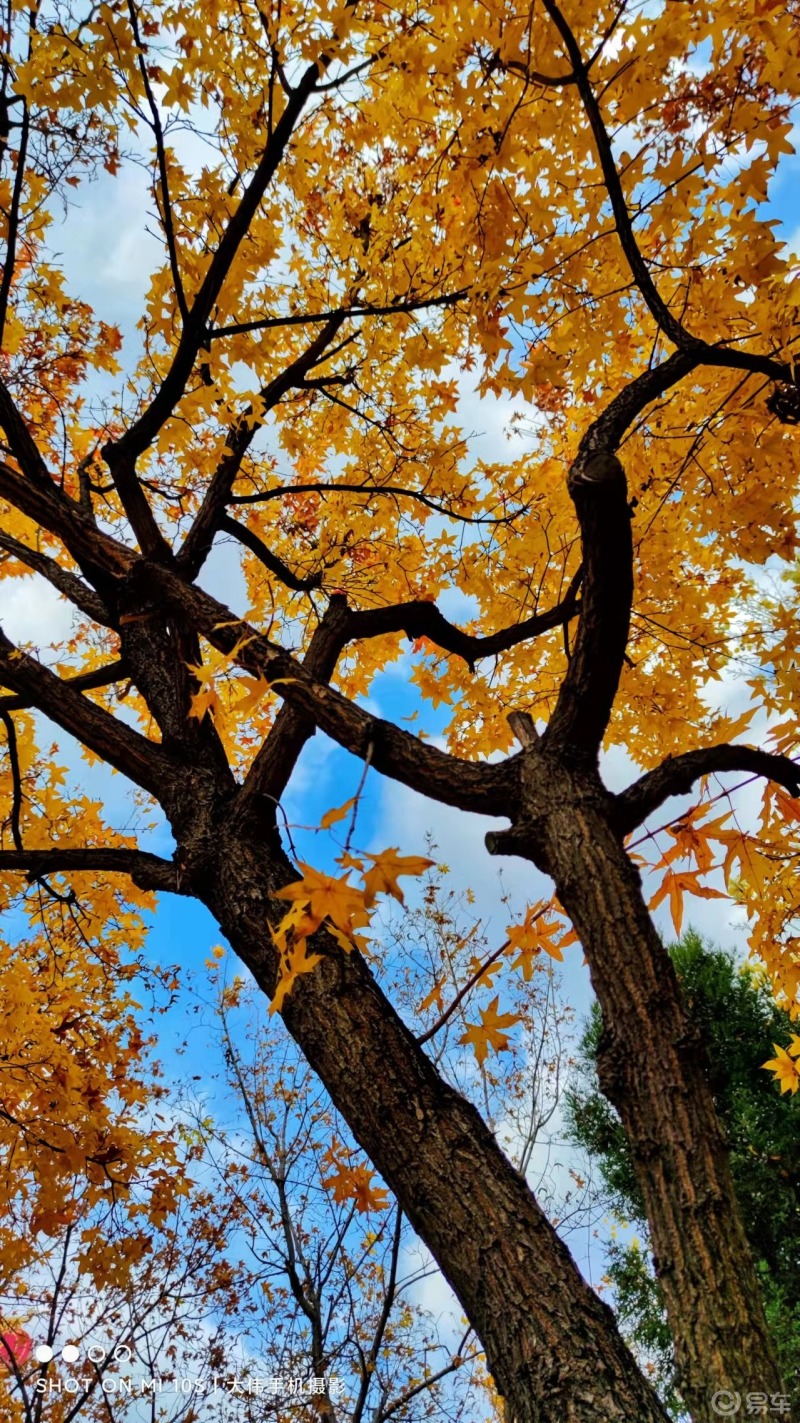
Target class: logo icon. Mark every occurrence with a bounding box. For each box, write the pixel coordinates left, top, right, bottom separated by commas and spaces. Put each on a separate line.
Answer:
0, 1330, 33, 1371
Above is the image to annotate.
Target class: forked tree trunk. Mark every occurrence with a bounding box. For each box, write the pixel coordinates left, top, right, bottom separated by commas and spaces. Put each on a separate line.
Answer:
186, 817, 671, 1423
497, 752, 785, 1423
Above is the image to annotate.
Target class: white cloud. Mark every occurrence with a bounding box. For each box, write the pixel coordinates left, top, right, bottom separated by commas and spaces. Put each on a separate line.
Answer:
0, 573, 75, 650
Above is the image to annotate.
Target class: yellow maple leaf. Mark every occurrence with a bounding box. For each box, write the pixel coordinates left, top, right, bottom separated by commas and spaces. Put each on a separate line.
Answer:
762, 1043, 800, 1094
274, 863, 368, 934
188, 682, 223, 722
234, 675, 271, 717
361, 849, 434, 906
319, 796, 357, 831
505, 903, 565, 975
418, 977, 446, 1014
327, 923, 372, 957
649, 871, 726, 935
458, 996, 522, 1067
269, 899, 323, 952
321, 1143, 390, 1213
774, 790, 800, 826
269, 937, 324, 1016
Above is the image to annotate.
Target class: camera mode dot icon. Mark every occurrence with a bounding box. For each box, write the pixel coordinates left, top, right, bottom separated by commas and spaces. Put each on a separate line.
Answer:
61, 1345, 80, 1364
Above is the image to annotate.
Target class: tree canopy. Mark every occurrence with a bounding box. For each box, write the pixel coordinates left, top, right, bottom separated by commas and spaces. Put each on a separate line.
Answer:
1, 0, 799, 1419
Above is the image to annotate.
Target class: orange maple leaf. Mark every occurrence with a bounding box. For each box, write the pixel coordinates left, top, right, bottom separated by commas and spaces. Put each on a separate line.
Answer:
361, 848, 434, 906
459, 996, 522, 1066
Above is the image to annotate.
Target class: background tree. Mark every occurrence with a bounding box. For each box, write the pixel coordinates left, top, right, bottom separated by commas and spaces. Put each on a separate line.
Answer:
566, 932, 800, 1417
1, 0, 799, 1418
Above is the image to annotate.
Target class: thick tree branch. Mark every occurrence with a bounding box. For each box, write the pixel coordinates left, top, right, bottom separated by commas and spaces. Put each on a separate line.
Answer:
0, 91, 29, 348
0, 708, 23, 849
502, 57, 575, 86
197, 831, 671, 1423
0, 846, 181, 892
700, 343, 798, 388
234, 595, 354, 813
0, 377, 58, 488
137, 564, 515, 817
542, 452, 633, 763
540, 352, 710, 760
0, 528, 112, 625
0, 658, 128, 712
0, 630, 177, 798
0, 459, 134, 586
613, 744, 800, 837
544, 345, 797, 764
232, 578, 578, 814
95, 449, 174, 563
342, 572, 582, 670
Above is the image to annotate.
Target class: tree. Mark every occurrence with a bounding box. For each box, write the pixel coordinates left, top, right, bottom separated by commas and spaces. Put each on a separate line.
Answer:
566, 932, 800, 1417
0, 0, 799, 1418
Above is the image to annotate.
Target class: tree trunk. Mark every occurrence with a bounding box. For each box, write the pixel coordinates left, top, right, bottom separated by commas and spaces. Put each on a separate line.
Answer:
499, 752, 785, 1423
183, 815, 671, 1423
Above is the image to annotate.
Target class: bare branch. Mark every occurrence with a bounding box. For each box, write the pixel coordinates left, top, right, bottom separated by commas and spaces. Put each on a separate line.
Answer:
0, 846, 182, 892
613, 744, 800, 837
177, 314, 346, 577
207, 286, 470, 341
0, 659, 128, 712
126, 0, 188, 323
0, 629, 177, 797
352, 1207, 404, 1423
0, 528, 112, 625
